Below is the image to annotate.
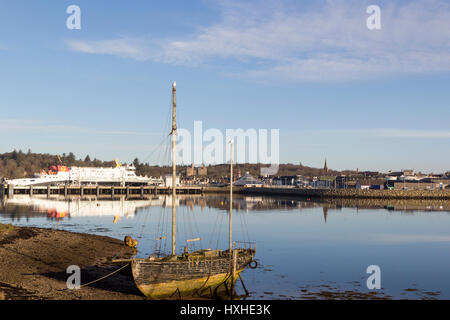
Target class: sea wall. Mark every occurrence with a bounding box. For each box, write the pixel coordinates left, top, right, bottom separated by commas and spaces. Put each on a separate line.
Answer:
201, 186, 244, 194
240, 187, 450, 200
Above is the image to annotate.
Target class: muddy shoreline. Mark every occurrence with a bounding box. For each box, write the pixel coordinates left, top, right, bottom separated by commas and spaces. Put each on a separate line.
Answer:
0, 223, 145, 300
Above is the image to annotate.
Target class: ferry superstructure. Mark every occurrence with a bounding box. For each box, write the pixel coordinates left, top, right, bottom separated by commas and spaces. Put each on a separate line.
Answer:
6, 163, 163, 187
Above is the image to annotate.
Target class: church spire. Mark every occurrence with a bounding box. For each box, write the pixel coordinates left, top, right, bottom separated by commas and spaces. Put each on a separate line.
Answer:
324, 158, 328, 174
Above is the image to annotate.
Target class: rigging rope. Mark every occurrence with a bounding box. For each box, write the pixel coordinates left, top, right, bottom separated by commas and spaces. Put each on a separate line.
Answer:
153, 205, 164, 256
215, 209, 226, 250
190, 202, 203, 250
162, 200, 169, 255
140, 96, 172, 165
208, 206, 221, 249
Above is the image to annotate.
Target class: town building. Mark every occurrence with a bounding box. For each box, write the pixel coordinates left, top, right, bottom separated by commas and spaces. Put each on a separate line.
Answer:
234, 172, 263, 187
186, 164, 195, 177
272, 176, 297, 186
185, 163, 207, 177
197, 163, 207, 176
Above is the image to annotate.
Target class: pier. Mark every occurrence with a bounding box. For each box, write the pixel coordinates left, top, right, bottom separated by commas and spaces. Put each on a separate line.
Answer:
4, 184, 450, 200
0, 184, 202, 198
241, 186, 450, 200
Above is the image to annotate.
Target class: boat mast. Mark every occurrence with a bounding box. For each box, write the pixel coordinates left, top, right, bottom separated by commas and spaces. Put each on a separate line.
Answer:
171, 81, 177, 256
229, 141, 233, 255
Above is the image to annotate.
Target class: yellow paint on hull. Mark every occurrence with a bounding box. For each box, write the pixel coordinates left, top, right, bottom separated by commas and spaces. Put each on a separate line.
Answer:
135, 269, 245, 299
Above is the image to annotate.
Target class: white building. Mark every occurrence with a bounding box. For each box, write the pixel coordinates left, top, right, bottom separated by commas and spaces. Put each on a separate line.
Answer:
164, 175, 180, 187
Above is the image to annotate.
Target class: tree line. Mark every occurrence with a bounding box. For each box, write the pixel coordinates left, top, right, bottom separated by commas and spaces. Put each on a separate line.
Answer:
0, 150, 116, 179
0, 150, 352, 180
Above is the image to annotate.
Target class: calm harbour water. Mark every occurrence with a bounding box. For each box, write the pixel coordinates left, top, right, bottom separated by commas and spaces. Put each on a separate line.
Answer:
1, 194, 450, 300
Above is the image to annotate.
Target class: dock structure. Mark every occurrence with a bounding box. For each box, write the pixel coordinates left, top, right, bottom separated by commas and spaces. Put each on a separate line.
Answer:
2, 184, 202, 198
241, 186, 450, 200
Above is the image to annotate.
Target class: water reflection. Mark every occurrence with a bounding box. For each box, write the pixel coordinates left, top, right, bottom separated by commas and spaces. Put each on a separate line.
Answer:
0, 195, 164, 221
2, 194, 450, 221
1, 194, 450, 299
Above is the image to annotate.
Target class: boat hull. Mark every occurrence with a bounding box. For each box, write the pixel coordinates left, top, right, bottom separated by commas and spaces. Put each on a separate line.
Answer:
134, 268, 244, 299
131, 249, 254, 299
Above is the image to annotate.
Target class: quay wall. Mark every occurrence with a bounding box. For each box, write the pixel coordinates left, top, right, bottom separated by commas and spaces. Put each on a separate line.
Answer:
200, 186, 244, 194
2, 184, 202, 197
4, 183, 450, 200
239, 187, 450, 200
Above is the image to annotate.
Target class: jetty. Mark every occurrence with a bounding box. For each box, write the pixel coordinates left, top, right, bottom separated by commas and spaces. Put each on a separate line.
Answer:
3, 183, 450, 200
0, 184, 202, 198
241, 186, 450, 200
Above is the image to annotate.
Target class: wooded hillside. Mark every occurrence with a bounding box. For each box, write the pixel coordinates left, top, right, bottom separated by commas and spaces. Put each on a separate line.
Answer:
0, 150, 354, 179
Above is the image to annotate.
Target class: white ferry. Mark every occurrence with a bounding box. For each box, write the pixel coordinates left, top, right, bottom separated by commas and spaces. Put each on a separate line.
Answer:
6, 162, 164, 187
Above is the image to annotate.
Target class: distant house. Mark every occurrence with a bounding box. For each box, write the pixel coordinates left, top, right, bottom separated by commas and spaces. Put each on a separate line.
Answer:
272, 176, 297, 186
294, 175, 310, 187
334, 176, 362, 189
234, 172, 263, 187
185, 163, 207, 177
387, 171, 403, 178
393, 181, 439, 190
345, 181, 361, 189
311, 176, 335, 188
186, 164, 195, 177
197, 164, 207, 176
403, 169, 414, 176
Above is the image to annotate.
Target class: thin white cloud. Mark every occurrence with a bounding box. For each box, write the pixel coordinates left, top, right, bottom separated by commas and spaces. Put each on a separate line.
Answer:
309, 128, 450, 138
66, 37, 153, 61
66, 0, 450, 81
0, 119, 161, 136
371, 233, 450, 244
372, 128, 450, 138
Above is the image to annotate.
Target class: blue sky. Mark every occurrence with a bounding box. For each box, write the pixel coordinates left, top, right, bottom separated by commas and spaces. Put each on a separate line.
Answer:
0, 0, 449, 173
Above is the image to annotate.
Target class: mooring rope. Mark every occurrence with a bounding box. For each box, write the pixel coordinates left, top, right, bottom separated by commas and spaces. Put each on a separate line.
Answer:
58, 262, 131, 291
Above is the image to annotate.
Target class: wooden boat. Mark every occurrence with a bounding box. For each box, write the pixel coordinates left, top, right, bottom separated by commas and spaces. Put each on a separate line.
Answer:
116, 82, 255, 299
131, 248, 254, 299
